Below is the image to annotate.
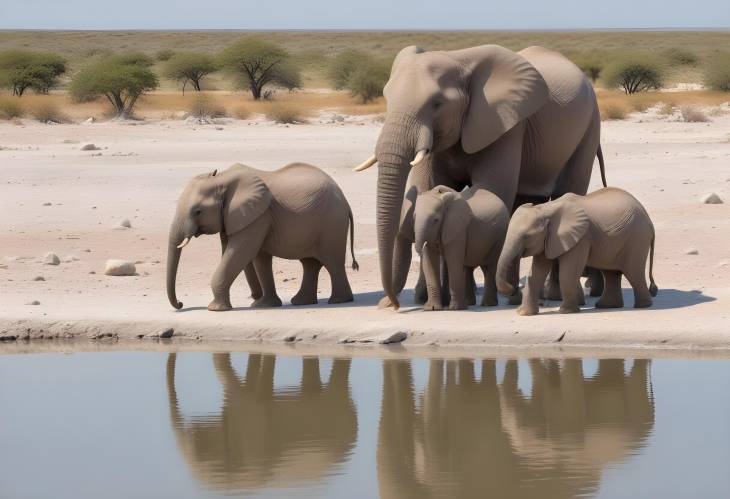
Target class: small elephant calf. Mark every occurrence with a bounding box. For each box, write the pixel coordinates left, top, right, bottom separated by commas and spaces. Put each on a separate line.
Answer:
414, 185, 509, 310
496, 187, 657, 315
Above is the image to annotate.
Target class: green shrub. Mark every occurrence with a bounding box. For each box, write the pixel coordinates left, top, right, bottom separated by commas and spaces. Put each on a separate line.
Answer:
327, 50, 371, 90
603, 53, 664, 94
704, 53, 730, 92
187, 94, 226, 118
0, 50, 66, 96
265, 103, 306, 124
156, 49, 176, 62
663, 48, 699, 67
164, 52, 216, 93
219, 37, 301, 100
70, 52, 158, 118
571, 53, 604, 83
346, 59, 390, 103
0, 97, 25, 119
30, 101, 68, 123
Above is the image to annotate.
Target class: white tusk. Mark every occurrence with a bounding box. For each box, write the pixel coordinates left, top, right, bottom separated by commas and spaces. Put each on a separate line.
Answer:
177, 237, 190, 249
353, 155, 377, 172
410, 149, 429, 166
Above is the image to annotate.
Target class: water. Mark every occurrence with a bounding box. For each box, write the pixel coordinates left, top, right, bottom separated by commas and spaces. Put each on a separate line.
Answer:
1, 352, 729, 499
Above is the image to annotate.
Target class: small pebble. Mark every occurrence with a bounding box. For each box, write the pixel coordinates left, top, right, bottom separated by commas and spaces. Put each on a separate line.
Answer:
26, 300, 40, 306
685, 248, 699, 255
120, 219, 132, 228
701, 192, 723, 204
33, 276, 45, 281
43, 252, 60, 265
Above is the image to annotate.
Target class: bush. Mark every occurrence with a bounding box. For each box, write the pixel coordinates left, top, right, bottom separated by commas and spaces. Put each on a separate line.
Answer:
0, 50, 66, 96
70, 52, 158, 118
219, 37, 301, 100
679, 105, 709, 122
164, 52, 216, 93
347, 59, 390, 103
30, 101, 68, 123
0, 97, 25, 119
704, 53, 730, 92
265, 103, 306, 124
156, 49, 176, 62
571, 53, 604, 83
658, 102, 676, 116
603, 53, 664, 94
600, 103, 628, 120
663, 48, 699, 67
187, 94, 226, 119
328, 50, 371, 90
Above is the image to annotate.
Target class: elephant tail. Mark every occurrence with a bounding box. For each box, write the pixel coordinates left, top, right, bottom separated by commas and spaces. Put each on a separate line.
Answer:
597, 144, 607, 187
649, 234, 658, 297
348, 208, 359, 271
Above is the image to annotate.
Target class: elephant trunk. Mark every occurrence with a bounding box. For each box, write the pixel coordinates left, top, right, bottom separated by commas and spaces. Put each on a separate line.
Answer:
375, 114, 431, 309
496, 234, 523, 297
166, 216, 191, 310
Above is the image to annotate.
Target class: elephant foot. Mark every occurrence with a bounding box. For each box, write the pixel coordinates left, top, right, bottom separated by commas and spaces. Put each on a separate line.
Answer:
448, 301, 468, 311
328, 292, 354, 304
208, 299, 232, 312
517, 304, 538, 316
507, 290, 523, 306
414, 283, 428, 304
422, 300, 443, 311
595, 297, 623, 308
252, 294, 282, 308
559, 305, 581, 314
378, 295, 397, 309
634, 297, 653, 308
481, 296, 498, 307
291, 292, 317, 306
585, 274, 604, 297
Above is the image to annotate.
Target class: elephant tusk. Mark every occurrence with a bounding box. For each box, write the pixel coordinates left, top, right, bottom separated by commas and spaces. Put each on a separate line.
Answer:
177, 237, 191, 249
353, 155, 377, 172
410, 149, 429, 167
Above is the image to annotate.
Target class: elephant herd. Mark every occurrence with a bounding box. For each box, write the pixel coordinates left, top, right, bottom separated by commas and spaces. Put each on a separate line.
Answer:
166, 43, 658, 315
166, 353, 655, 498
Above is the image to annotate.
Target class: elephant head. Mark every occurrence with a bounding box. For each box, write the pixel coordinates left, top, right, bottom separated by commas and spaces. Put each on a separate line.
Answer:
167, 164, 271, 309
412, 185, 459, 255
355, 45, 549, 308
496, 195, 589, 296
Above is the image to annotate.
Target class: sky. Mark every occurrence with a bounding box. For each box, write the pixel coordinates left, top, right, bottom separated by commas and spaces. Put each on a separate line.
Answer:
1, 0, 729, 30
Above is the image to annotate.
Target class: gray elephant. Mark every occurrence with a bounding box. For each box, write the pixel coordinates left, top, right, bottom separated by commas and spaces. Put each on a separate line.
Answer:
496, 187, 658, 315
353, 44, 606, 309
413, 185, 509, 310
167, 163, 358, 311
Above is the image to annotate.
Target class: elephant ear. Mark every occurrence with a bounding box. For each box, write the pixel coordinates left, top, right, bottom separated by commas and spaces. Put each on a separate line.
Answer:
459, 45, 549, 154
223, 166, 272, 235
544, 196, 590, 259
441, 191, 469, 246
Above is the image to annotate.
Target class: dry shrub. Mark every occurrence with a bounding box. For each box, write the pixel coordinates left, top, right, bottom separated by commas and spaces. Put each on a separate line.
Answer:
187, 94, 226, 119
658, 102, 676, 115
265, 103, 307, 124
232, 106, 253, 120
679, 105, 709, 122
600, 103, 628, 120
0, 97, 25, 119
29, 101, 68, 123
627, 94, 653, 112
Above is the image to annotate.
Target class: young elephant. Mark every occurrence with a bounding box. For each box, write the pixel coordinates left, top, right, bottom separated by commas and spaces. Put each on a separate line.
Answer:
414, 186, 509, 310
167, 163, 358, 311
496, 187, 657, 315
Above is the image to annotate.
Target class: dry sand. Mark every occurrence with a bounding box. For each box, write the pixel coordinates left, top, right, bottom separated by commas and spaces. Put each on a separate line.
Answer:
1, 108, 729, 354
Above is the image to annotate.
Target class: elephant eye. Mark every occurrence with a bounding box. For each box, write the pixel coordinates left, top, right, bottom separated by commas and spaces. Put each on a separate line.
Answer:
432, 100, 443, 110
193, 208, 202, 216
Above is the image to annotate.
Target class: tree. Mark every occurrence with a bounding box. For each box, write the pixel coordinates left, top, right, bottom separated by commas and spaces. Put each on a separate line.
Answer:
219, 37, 301, 100
346, 59, 391, 103
164, 52, 216, 93
0, 50, 66, 96
70, 52, 158, 118
704, 52, 730, 92
571, 54, 604, 83
603, 54, 664, 94
328, 50, 370, 90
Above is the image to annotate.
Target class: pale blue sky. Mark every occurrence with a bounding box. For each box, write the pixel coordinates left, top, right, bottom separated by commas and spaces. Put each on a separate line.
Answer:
1, 0, 729, 30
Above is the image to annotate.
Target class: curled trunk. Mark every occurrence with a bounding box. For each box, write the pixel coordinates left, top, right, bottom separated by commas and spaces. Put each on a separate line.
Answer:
166, 221, 186, 309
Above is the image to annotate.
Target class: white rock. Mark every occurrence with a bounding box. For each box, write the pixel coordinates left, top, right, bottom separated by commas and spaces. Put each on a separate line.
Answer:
104, 260, 136, 276
43, 253, 60, 265
119, 219, 132, 228
701, 192, 723, 204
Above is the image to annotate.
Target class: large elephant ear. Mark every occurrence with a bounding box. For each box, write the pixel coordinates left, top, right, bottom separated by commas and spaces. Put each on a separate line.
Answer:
543, 196, 590, 259
459, 45, 549, 154
223, 166, 271, 235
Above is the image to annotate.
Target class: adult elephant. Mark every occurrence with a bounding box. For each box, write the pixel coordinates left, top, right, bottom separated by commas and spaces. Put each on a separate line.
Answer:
355, 44, 606, 308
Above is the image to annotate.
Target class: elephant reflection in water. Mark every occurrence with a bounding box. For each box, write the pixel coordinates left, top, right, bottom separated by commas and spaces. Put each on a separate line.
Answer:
166, 353, 357, 494
378, 358, 654, 499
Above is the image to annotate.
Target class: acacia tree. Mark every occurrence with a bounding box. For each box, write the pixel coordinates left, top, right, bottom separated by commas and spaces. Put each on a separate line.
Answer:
218, 38, 301, 100
70, 53, 158, 118
603, 54, 664, 94
0, 50, 66, 96
163, 52, 216, 93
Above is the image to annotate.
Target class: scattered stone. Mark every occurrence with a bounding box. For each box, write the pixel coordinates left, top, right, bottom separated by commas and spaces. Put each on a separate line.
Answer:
555, 331, 567, 342
43, 252, 60, 265
89, 270, 96, 274
380, 331, 407, 345
146, 327, 174, 339
119, 218, 132, 228
284, 334, 297, 342
701, 192, 723, 204
33, 276, 45, 281
104, 259, 136, 276
26, 300, 40, 305
81, 143, 101, 151
42, 202, 52, 206
685, 248, 699, 255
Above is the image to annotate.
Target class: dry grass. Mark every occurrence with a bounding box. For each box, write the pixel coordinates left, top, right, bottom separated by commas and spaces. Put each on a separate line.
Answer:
187, 94, 226, 119
596, 89, 730, 121
0, 97, 25, 119
231, 106, 253, 120
265, 102, 309, 124
29, 101, 69, 123
600, 103, 629, 120
679, 105, 710, 122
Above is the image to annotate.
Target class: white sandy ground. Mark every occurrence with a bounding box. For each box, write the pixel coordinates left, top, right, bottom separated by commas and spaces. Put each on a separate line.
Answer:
1, 107, 729, 355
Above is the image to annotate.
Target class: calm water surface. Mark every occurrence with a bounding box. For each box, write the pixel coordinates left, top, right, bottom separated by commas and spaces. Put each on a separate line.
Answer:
1, 352, 729, 499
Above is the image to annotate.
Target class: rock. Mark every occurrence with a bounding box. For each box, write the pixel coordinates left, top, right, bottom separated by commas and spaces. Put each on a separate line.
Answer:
26, 300, 40, 305
83, 117, 95, 124
380, 331, 408, 345
147, 327, 174, 339
81, 143, 101, 151
685, 248, 699, 255
119, 218, 132, 228
89, 270, 96, 274
43, 252, 60, 265
104, 259, 136, 276
42, 202, 52, 206
33, 276, 45, 281
701, 192, 724, 204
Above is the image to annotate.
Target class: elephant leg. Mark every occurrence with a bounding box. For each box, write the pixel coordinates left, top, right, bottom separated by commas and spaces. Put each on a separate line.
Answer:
421, 243, 443, 311
323, 259, 354, 304
624, 256, 653, 308
596, 270, 624, 308
585, 266, 604, 297
440, 257, 451, 307
445, 246, 467, 310
518, 253, 552, 316
243, 263, 263, 300
465, 267, 477, 306
552, 111, 600, 199
291, 257, 322, 305
542, 260, 563, 301
414, 266, 428, 304
480, 264, 498, 307
251, 253, 282, 308
558, 241, 590, 314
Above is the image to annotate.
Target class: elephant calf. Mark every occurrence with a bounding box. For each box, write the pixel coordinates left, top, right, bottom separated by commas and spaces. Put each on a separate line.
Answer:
167, 163, 358, 311
496, 187, 657, 315
414, 186, 509, 310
